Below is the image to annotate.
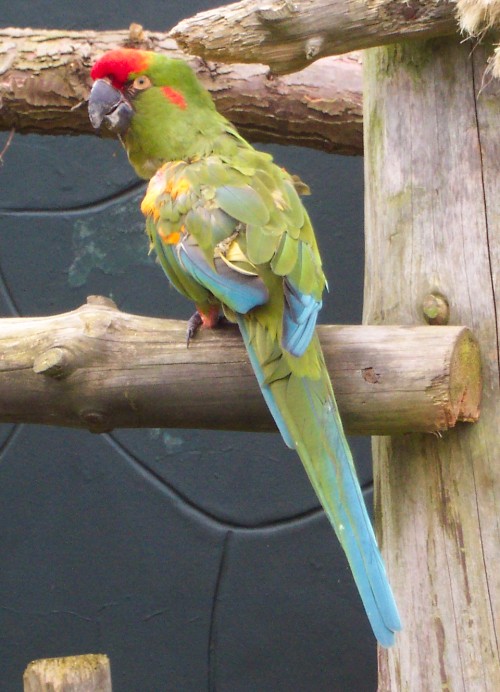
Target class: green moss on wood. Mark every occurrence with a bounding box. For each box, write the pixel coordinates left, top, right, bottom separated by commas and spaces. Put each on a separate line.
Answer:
366, 101, 384, 173
376, 39, 435, 83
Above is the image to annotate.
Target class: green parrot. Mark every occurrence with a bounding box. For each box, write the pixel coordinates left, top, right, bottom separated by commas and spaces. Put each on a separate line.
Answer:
88, 48, 401, 646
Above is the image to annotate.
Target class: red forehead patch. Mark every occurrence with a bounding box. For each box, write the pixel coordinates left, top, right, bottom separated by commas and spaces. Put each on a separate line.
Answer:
161, 86, 187, 109
91, 49, 151, 89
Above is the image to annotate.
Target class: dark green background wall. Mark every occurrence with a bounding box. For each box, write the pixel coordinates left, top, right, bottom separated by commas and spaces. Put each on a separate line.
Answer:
0, 3, 375, 690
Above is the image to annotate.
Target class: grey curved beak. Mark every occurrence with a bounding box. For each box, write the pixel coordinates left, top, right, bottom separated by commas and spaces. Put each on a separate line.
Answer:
88, 78, 133, 134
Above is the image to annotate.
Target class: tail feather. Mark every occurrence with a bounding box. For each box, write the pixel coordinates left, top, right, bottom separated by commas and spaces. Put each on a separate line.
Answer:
237, 316, 401, 646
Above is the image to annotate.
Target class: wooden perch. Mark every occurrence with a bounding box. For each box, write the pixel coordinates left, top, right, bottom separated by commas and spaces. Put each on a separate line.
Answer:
170, 0, 459, 74
0, 296, 480, 436
24, 654, 112, 692
0, 27, 362, 153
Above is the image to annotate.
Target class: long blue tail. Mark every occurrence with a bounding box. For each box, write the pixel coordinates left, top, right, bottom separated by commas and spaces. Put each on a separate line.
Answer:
237, 316, 402, 646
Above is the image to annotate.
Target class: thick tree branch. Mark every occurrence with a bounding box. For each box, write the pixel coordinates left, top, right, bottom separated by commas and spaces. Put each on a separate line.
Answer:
170, 0, 459, 74
0, 27, 362, 153
0, 297, 480, 435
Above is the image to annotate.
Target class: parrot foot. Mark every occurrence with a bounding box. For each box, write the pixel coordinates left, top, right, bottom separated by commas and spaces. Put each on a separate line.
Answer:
186, 305, 222, 347
186, 311, 203, 347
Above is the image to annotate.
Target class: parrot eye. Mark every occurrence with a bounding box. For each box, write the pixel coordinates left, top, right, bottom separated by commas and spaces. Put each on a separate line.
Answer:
132, 75, 151, 90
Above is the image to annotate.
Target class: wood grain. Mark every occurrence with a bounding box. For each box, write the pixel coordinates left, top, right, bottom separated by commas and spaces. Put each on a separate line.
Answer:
171, 0, 458, 74
364, 37, 500, 690
0, 297, 480, 435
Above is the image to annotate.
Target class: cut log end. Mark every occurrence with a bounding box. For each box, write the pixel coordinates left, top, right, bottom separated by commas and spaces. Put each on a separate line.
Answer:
449, 327, 482, 424
424, 326, 482, 431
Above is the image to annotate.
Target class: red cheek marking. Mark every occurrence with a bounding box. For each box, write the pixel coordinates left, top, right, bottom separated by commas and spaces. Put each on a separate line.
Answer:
161, 86, 187, 109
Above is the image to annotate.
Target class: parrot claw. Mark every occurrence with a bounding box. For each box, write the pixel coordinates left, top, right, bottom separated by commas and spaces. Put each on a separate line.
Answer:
186, 311, 203, 347
186, 309, 229, 347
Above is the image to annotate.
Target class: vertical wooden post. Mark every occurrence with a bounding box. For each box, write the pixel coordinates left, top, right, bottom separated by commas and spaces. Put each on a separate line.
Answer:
364, 38, 500, 689
23, 654, 112, 691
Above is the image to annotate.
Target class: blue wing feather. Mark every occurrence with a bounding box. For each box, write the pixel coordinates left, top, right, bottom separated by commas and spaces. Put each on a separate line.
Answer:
177, 236, 269, 314
282, 279, 322, 357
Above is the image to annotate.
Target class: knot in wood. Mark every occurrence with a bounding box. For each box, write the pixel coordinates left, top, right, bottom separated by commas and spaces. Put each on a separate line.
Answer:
422, 292, 449, 325
80, 409, 113, 434
86, 295, 118, 309
33, 346, 73, 379
257, 1, 298, 24
305, 35, 325, 61
361, 366, 381, 384
401, 0, 420, 21
128, 23, 145, 42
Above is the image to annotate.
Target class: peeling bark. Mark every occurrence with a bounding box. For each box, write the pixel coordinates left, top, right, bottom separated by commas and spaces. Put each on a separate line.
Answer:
0, 27, 362, 153
170, 0, 459, 74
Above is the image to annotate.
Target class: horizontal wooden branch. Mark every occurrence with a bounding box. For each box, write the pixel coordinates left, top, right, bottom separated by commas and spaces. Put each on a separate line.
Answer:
0, 297, 480, 435
0, 27, 362, 153
170, 0, 459, 74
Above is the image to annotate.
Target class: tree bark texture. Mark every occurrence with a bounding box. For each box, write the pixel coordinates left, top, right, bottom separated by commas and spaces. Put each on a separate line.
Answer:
0, 297, 480, 436
24, 655, 112, 692
364, 38, 500, 690
0, 27, 362, 154
171, 0, 458, 74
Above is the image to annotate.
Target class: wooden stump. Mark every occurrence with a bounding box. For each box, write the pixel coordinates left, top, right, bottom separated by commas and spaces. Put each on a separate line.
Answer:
23, 654, 112, 691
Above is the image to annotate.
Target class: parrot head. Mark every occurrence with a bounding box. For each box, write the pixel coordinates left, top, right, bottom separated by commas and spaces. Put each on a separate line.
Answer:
88, 49, 225, 178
